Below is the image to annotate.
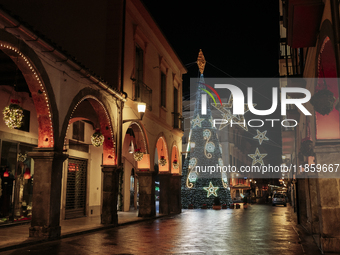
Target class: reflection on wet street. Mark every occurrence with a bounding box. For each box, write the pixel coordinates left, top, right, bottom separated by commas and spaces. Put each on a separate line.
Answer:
3, 205, 306, 255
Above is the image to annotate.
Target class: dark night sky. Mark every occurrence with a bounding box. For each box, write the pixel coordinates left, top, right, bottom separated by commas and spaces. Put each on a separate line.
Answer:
142, 1, 280, 84
143, 1, 282, 166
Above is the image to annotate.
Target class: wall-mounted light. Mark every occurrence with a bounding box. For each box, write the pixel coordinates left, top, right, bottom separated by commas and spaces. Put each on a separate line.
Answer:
137, 102, 146, 113
123, 102, 146, 123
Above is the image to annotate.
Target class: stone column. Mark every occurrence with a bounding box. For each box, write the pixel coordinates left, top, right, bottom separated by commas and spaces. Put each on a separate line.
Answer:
137, 171, 155, 217
308, 178, 320, 237
159, 172, 171, 215
101, 165, 121, 225
315, 145, 340, 253
28, 148, 67, 239
170, 174, 182, 214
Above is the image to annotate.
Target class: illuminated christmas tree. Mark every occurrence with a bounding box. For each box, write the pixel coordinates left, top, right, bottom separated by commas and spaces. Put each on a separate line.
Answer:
181, 50, 232, 208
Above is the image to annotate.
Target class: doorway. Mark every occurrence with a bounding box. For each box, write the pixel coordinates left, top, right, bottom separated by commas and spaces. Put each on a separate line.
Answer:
65, 158, 87, 219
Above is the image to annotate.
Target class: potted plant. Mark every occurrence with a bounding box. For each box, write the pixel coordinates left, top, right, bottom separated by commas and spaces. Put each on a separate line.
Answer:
188, 204, 194, 209
201, 204, 207, 209
243, 196, 248, 209
222, 204, 227, 209
235, 203, 240, 209
212, 197, 221, 210
229, 203, 234, 209
310, 88, 335, 115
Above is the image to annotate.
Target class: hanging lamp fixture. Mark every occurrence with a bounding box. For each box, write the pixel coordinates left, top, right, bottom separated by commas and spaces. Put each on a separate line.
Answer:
24, 168, 31, 180
3, 168, 9, 178
128, 140, 134, 153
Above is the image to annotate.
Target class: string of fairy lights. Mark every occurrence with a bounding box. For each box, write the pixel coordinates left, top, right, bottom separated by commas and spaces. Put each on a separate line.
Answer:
1, 43, 54, 147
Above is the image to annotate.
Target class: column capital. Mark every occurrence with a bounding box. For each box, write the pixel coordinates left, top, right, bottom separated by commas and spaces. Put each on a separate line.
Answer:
101, 165, 122, 172
136, 170, 157, 176
159, 172, 172, 177
27, 148, 68, 161
171, 174, 182, 178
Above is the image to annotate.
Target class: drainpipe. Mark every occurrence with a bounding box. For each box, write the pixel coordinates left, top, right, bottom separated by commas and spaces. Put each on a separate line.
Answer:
118, 0, 127, 169
285, 42, 289, 75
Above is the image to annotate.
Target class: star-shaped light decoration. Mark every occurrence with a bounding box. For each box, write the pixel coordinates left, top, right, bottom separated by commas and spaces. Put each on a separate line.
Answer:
203, 181, 219, 197
208, 116, 215, 128
191, 114, 205, 128
211, 95, 254, 131
248, 148, 267, 166
253, 129, 269, 145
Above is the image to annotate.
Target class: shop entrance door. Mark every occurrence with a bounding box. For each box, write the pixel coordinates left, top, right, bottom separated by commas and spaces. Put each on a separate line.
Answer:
65, 158, 87, 219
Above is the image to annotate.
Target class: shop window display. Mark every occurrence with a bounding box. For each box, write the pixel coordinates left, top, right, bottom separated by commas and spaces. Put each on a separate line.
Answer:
0, 141, 34, 224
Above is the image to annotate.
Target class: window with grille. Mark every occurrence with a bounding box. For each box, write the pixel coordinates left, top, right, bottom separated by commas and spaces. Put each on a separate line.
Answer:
65, 158, 87, 219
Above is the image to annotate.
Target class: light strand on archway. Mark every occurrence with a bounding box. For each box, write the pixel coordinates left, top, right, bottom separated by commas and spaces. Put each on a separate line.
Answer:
172, 145, 179, 170
0, 43, 54, 147
65, 96, 115, 160
130, 121, 147, 153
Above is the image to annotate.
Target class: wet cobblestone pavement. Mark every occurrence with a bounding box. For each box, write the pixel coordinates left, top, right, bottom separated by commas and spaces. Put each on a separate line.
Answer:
2, 205, 314, 255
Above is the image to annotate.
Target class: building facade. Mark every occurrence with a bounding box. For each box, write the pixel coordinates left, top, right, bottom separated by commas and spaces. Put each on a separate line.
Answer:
280, 0, 340, 252
0, 0, 185, 239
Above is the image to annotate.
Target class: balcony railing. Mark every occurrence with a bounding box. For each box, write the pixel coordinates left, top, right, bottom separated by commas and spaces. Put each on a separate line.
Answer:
134, 80, 152, 110
172, 112, 183, 131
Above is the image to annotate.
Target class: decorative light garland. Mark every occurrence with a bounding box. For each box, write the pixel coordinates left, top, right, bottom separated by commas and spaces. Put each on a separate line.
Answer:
3, 103, 24, 129
158, 155, 167, 166
66, 96, 116, 161
133, 148, 144, 161
172, 159, 179, 169
0, 43, 54, 146
91, 129, 105, 147
188, 171, 198, 182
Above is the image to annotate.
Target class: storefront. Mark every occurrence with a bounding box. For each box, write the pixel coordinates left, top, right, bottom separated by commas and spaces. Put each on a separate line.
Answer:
0, 140, 35, 224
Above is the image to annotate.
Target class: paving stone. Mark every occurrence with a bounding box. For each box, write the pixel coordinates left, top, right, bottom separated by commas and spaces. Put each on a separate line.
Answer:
0, 205, 319, 255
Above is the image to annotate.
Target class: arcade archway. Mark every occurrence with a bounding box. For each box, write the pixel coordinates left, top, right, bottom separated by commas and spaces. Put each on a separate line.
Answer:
122, 122, 149, 212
